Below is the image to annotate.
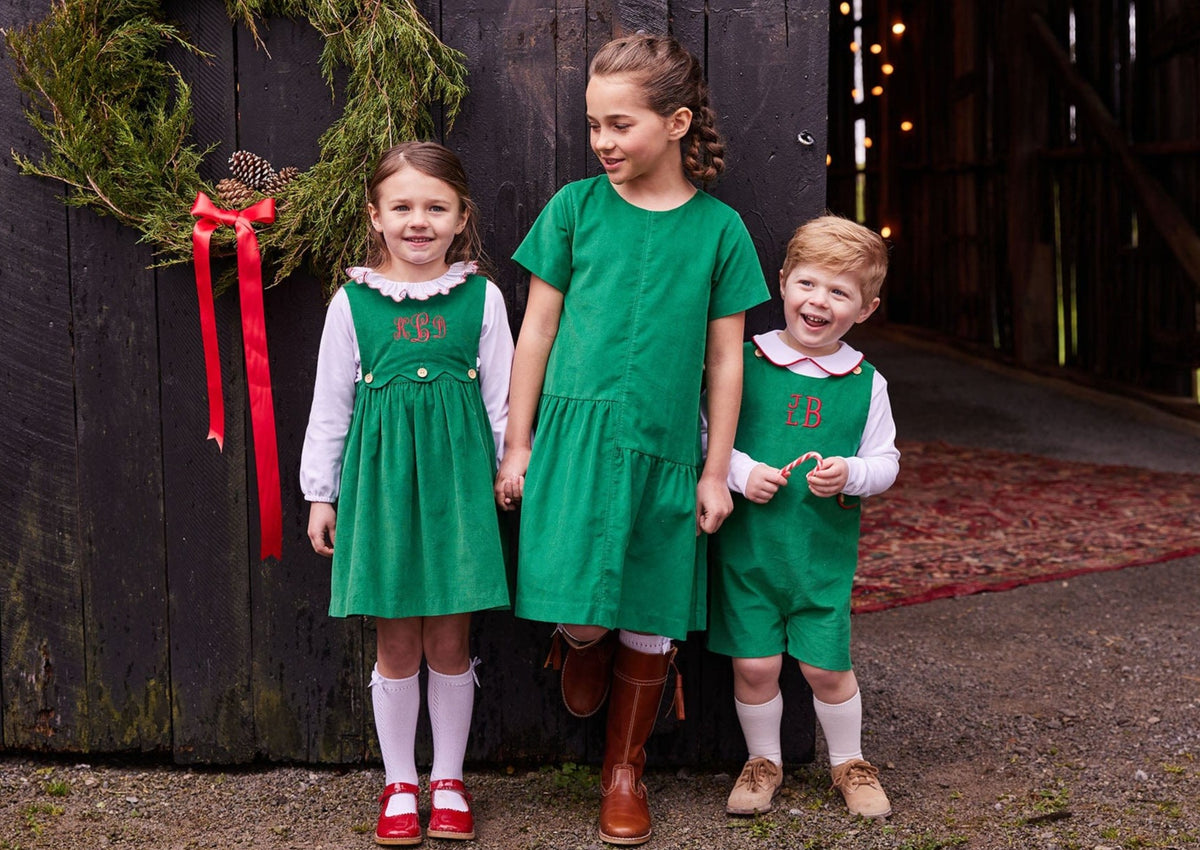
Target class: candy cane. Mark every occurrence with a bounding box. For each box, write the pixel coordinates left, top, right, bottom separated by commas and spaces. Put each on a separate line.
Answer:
781, 450, 823, 477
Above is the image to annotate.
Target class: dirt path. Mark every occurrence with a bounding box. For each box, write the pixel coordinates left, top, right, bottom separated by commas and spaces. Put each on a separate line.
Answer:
5, 555, 1197, 849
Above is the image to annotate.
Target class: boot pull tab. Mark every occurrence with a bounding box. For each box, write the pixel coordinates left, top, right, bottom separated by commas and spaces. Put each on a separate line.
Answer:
667, 658, 685, 721
543, 629, 563, 670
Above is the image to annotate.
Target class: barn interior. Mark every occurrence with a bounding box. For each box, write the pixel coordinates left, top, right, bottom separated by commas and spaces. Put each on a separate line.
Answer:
826, 0, 1199, 414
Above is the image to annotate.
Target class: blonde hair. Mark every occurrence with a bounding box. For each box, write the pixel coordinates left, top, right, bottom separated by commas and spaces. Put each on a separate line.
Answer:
782, 215, 889, 303
364, 141, 485, 272
588, 33, 725, 184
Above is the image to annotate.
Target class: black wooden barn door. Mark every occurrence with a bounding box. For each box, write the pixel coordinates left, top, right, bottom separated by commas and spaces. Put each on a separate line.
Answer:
0, 0, 828, 765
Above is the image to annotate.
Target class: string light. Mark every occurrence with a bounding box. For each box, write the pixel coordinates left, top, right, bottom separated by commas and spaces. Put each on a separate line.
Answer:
850, 41, 859, 52
880, 226, 892, 239
839, 2, 850, 14
826, 153, 832, 166
863, 136, 873, 148
900, 120, 914, 132
851, 88, 860, 99
871, 85, 883, 96
892, 22, 906, 35
869, 43, 882, 54
881, 63, 894, 75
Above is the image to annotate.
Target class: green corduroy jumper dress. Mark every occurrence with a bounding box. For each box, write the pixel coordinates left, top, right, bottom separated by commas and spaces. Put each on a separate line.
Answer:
329, 275, 510, 619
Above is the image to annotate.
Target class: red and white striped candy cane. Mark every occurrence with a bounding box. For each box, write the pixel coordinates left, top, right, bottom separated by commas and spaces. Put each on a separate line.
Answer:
781, 451, 823, 477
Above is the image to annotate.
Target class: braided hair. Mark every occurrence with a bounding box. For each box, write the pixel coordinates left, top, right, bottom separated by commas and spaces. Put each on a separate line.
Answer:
588, 33, 726, 184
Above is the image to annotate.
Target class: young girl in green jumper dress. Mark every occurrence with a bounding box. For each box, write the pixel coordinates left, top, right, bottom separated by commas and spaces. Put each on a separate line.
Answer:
494, 34, 769, 845
301, 142, 513, 845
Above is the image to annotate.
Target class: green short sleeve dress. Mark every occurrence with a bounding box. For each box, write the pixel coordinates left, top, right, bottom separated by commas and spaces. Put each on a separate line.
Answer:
512, 176, 769, 639
329, 274, 510, 619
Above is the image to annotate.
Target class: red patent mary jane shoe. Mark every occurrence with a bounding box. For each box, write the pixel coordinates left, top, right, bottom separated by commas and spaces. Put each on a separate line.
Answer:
427, 778, 475, 840
376, 782, 422, 846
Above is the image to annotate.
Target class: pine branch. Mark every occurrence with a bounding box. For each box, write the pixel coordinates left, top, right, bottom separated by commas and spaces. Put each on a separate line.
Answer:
6, 0, 470, 293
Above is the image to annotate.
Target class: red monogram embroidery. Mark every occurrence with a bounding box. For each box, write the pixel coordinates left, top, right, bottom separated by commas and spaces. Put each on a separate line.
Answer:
785, 393, 822, 428
394, 313, 447, 342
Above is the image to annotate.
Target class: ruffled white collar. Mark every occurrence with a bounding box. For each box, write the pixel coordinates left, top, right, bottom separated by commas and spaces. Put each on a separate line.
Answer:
346, 260, 478, 302
752, 332, 865, 376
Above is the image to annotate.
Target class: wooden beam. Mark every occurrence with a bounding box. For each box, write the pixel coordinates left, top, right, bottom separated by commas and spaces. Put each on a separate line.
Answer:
1026, 12, 1200, 295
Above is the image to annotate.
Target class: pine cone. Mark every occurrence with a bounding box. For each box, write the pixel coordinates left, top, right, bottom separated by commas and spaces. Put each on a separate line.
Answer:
260, 165, 300, 196
229, 150, 277, 192
216, 177, 257, 207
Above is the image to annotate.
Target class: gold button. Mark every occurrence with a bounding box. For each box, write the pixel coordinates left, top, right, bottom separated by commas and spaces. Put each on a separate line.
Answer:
852, 365, 863, 375
754, 348, 764, 357
417, 367, 428, 378
467, 368, 478, 379
363, 372, 374, 384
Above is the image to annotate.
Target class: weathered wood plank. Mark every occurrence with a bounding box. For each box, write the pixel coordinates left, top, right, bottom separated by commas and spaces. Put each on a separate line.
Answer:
0, 0, 86, 753
70, 210, 172, 754
1006, 0, 1059, 367
158, 0, 254, 764
615, 0, 667, 34
442, 0, 559, 324
232, 12, 368, 764
555, 0, 590, 185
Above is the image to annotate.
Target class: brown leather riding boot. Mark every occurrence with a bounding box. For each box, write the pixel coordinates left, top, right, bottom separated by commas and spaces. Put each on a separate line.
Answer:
597, 644, 675, 845
545, 627, 617, 718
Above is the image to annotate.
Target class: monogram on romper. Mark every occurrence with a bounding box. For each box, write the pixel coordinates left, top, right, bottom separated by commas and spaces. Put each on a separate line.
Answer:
786, 393, 822, 428
394, 312, 447, 342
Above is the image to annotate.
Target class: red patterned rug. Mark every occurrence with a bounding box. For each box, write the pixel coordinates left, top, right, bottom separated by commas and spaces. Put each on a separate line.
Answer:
854, 441, 1200, 613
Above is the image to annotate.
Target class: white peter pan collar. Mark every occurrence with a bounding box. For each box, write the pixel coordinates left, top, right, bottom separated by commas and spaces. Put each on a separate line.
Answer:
752, 331, 865, 376
346, 260, 478, 302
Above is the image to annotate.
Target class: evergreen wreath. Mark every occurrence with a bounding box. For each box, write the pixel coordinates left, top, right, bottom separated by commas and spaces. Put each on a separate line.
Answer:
3, 0, 469, 293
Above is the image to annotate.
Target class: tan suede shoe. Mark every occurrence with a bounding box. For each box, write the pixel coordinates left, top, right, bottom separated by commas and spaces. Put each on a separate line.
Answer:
725, 757, 783, 815
831, 759, 892, 818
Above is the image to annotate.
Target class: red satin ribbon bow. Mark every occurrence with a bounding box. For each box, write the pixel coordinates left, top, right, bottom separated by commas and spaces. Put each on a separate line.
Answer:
190, 191, 282, 560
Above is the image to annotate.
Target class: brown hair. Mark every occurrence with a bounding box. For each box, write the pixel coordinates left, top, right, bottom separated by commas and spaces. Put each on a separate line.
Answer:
782, 215, 889, 303
588, 33, 725, 184
364, 141, 486, 273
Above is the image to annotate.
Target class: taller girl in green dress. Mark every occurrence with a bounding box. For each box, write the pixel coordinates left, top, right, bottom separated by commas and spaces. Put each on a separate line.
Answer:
494, 33, 769, 845
302, 142, 513, 845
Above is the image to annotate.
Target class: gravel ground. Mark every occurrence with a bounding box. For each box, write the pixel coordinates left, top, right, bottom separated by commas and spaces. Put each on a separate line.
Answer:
4, 555, 1197, 850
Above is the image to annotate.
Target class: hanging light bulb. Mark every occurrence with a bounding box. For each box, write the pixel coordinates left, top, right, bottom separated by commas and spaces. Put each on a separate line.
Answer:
871, 85, 884, 96
900, 120, 914, 132
880, 226, 893, 239
840, 2, 850, 14
870, 43, 882, 54
881, 63, 894, 75
892, 22, 906, 35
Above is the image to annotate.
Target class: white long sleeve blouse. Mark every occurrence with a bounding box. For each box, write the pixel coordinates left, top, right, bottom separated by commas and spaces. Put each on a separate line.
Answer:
299, 262, 514, 503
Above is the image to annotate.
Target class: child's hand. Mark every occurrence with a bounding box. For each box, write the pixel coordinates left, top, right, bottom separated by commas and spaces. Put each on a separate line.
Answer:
745, 463, 789, 504
495, 447, 530, 511
308, 502, 337, 557
807, 456, 849, 498
696, 474, 734, 535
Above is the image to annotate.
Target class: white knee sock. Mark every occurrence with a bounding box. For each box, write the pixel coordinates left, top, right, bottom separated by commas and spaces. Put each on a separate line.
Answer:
428, 662, 477, 812
813, 689, 864, 767
618, 630, 673, 654
735, 692, 783, 765
370, 665, 420, 816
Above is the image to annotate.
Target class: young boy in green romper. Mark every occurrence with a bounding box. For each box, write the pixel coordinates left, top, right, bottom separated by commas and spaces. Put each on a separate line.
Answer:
708, 215, 900, 819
